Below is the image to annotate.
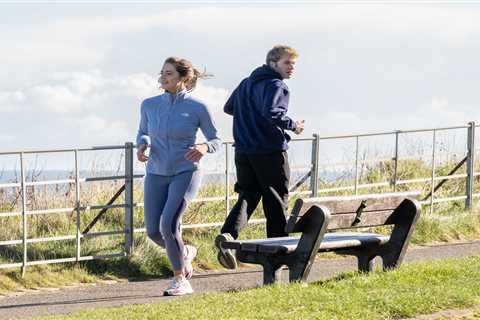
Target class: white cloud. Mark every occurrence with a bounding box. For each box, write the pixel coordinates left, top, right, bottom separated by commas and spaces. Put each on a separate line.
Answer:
0, 134, 14, 142
1, 4, 479, 152
56, 6, 477, 39
31, 85, 85, 113
63, 115, 129, 145
2, 6, 478, 68
0, 90, 26, 112
422, 97, 470, 125
0, 70, 231, 149
1, 70, 157, 114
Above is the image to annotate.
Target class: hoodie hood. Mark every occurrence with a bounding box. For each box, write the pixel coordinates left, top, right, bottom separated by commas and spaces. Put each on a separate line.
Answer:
249, 64, 283, 83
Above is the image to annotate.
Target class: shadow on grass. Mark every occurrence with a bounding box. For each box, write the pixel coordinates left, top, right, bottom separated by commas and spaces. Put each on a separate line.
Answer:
80, 257, 172, 281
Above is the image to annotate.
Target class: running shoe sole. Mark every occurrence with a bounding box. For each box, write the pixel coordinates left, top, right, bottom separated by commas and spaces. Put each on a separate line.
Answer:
214, 234, 237, 269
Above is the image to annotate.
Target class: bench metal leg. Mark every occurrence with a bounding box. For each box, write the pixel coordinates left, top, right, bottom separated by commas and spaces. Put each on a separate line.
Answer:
263, 264, 282, 285
236, 250, 284, 285
288, 264, 305, 282
286, 252, 312, 282
357, 255, 375, 272
382, 198, 421, 270
288, 206, 330, 283
381, 252, 401, 270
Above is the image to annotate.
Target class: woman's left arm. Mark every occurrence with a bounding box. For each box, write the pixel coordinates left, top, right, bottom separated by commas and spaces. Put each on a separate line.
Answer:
184, 104, 221, 162
198, 104, 221, 153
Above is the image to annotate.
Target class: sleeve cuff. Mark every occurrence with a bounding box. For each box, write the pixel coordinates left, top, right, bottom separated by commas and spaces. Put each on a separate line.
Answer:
136, 135, 151, 146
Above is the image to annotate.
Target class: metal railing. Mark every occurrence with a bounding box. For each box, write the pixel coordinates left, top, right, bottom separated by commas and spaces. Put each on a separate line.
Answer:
0, 122, 478, 273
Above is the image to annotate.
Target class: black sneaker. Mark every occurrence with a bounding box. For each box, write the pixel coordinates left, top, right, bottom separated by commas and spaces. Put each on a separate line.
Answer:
214, 233, 237, 269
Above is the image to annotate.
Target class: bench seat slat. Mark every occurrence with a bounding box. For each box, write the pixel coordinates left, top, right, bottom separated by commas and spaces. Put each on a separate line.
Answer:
222, 232, 389, 254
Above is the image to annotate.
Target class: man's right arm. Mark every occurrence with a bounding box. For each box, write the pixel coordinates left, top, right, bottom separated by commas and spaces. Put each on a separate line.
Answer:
261, 81, 297, 131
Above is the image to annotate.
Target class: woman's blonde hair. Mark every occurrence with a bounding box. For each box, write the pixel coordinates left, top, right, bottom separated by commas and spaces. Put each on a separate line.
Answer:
164, 57, 211, 92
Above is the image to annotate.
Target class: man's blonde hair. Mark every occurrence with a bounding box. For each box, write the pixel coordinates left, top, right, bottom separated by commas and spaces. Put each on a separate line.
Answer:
266, 45, 299, 64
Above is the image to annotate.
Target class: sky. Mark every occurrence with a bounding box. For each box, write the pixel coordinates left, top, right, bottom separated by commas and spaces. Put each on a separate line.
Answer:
0, 1, 479, 171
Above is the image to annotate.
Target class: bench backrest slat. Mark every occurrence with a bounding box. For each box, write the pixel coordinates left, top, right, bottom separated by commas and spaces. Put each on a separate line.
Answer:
286, 191, 420, 233
327, 210, 394, 230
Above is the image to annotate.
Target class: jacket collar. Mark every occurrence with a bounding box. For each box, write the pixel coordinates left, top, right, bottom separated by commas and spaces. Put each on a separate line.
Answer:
165, 89, 188, 104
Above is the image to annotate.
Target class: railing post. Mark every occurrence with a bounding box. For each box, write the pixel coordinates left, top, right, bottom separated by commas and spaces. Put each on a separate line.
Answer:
225, 143, 230, 217
74, 150, 81, 262
392, 131, 400, 191
466, 121, 475, 210
354, 136, 359, 195
20, 152, 27, 277
310, 134, 320, 198
124, 142, 134, 256
430, 130, 437, 215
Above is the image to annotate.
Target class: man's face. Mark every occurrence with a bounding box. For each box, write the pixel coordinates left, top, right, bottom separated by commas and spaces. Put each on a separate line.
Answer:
271, 54, 296, 79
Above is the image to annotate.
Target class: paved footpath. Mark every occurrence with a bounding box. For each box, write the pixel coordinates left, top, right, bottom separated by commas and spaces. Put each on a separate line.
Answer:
1, 241, 480, 320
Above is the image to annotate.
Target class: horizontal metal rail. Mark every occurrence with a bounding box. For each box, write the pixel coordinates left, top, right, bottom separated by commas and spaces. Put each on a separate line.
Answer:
0, 176, 133, 189
0, 204, 128, 218
0, 230, 126, 247
317, 125, 469, 140
0, 253, 126, 269
318, 153, 466, 167
0, 182, 21, 188
0, 146, 126, 156
133, 218, 268, 233
419, 195, 468, 205
0, 211, 22, 218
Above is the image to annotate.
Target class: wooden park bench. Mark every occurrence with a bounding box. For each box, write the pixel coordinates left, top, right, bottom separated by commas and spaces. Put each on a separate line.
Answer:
221, 192, 421, 285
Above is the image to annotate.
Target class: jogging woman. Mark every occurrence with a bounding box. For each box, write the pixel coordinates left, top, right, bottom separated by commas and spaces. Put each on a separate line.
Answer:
136, 57, 220, 296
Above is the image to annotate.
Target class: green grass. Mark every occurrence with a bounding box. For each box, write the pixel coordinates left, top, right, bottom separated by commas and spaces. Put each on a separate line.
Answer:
468, 310, 480, 320
1, 208, 480, 296
2, 158, 480, 294
35, 256, 480, 320
0, 264, 98, 294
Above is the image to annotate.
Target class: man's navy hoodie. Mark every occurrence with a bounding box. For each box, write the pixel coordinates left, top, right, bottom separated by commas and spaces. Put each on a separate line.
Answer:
224, 65, 297, 154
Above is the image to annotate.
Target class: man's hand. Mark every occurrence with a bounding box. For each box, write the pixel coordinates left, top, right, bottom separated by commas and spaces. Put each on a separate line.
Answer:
185, 144, 208, 162
294, 120, 305, 135
137, 144, 149, 162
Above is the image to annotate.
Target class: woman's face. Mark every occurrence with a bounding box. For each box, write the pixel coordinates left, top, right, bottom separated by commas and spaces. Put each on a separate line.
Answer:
158, 63, 184, 92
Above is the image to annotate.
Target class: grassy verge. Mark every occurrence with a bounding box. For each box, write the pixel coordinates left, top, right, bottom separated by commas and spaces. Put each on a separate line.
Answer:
1, 158, 480, 294
1, 209, 480, 296
35, 256, 480, 320
0, 264, 98, 295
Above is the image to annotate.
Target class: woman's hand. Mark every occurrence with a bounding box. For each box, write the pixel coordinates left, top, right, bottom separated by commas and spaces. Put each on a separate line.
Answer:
137, 144, 149, 162
185, 144, 208, 162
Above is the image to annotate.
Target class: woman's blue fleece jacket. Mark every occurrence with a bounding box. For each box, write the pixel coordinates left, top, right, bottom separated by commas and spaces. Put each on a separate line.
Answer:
224, 64, 297, 154
136, 90, 221, 176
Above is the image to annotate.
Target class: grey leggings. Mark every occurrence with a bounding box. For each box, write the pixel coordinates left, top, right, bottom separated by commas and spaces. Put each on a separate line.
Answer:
144, 170, 202, 271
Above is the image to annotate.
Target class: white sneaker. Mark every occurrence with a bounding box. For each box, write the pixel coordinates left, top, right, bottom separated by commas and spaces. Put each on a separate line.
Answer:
163, 276, 193, 296
184, 245, 197, 279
